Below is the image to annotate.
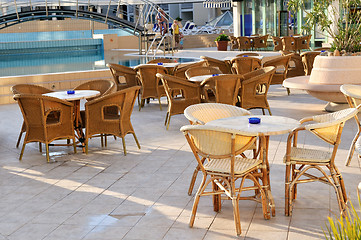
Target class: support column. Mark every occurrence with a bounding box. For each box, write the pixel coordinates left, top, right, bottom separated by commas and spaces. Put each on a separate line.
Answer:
233, 2, 242, 36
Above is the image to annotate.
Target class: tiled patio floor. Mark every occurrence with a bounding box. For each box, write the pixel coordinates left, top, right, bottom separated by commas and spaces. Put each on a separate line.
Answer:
0, 52, 360, 239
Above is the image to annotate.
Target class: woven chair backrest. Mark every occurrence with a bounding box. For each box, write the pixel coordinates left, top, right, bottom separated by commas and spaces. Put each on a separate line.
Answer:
236, 52, 261, 57
271, 36, 283, 51
74, 79, 115, 101
300, 51, 321, 75
135, 65, 167, 99
173, 61, 207, 79
200, 56, 232, 74
201, 74, 241, 106
282, 36, 296, 51
237, 36, 252, 50
14, 94, 73, 143
231, 57, 262, 75
181, 124, 256, 158
253, 35, 269, 48
297, 35, 311, 50
184, 103, 251, 125
239, 66, 275, 110
185, 66, 222, 79
263, 54, 291, 85
107, 63, 138, 87
305, 107, 360, 145
147, 58, 175, 64
158, 73, 200, 99
11, 84, 53, 95
85, 86, 140, 137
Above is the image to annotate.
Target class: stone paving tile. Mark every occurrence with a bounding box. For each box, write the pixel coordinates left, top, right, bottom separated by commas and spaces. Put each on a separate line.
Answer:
0, 50, 360, 239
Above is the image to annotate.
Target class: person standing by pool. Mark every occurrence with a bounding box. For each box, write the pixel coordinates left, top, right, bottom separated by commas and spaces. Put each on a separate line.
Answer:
172, 20, 180, 49
156, 7, 167, 36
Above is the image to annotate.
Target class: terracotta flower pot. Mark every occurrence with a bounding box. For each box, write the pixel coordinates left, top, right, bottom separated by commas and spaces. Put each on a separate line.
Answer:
216, 41, 228, 51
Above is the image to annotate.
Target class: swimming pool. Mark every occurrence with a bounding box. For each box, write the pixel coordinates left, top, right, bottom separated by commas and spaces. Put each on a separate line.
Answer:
0, 50, 199, 77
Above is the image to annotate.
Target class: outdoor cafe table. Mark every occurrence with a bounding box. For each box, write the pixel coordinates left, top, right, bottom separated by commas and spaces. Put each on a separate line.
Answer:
43, 90, 100, 151
206, 115, 300, 215
135, 62, 181, 74
188, 74, 225, 83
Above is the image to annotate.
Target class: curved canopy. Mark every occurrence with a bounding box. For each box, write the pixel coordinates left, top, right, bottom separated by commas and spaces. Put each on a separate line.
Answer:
205, 10, 233, 27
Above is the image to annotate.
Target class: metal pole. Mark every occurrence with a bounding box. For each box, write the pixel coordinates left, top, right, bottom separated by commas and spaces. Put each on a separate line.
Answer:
105, 0, 112, 23
13, 0, 19, 20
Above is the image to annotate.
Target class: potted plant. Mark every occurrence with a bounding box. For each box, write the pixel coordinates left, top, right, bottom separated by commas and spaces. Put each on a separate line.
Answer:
215, 34, 230, 51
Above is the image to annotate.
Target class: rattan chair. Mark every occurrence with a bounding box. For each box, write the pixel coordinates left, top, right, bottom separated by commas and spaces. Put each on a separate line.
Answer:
229, 36, 239, 50
263, 54, 292, 95
340, 84, 361, 166
300, 51, 321, 75
252, 34, 269, 50
183, 103, 253, 195
282, 36, 296, 52
284, 106, 361, 216
238, 66, 276, 115
271, 36, 283, 51
280, 51, 305, 78
156, 73, 201, 130
107, 63, 139, 91
181, 124, 270, 235
84, 86, 141, 155
295, 35, 311, 52
11, 84, 54, 149
200, 56, 232, 74
134, 64, 168, 110
236, 52, 261, 57
230, 57, 262, 75
185, 66, 222, 79
200, 74, 241, 106
146, 58, 175, 64
14, 94, 76, 162
74, 79, 116, 101
237, 36, 252, 51
173, 61, 207, 79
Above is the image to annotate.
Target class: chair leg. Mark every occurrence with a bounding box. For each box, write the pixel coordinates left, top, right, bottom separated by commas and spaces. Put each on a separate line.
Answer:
212, 181, 221, 212
166, 115, 171, 130
231, 183, 241, 236
73, 138, 77, 154
285, 164, 291, 216
268, 108, 272, 116
164, 112, 169, 126
121, 137, 127, 156
132, 133, 141, 149
188, 158, 206, 195
16, 122, 25, 148
158, 97, 162, 111
39, 142, 42, 152
105, 135, 108, 147
46, 144, 50, 163
262, 108, 265, 115
189, 175, 207, 227
101, 134, 104, 147
19, 143, 26, 161
286, 88, 290, 95
345, 130, 361, 166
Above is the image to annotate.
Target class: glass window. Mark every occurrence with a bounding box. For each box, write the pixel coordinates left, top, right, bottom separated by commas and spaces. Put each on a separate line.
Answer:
265, 0, 275, 35
254, 0, 263, 35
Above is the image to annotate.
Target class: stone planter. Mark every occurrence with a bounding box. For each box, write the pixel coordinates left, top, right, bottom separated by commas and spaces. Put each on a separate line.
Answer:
283, 55, 361, 110
216, 41, 228, 51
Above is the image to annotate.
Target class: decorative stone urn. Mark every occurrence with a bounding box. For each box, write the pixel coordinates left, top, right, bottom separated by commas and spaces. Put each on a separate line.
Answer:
283, 55, 361, 110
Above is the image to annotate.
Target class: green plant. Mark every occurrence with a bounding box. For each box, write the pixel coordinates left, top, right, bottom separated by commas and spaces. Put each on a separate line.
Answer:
215, 34, 230, 42
324, 191, 361, 239
288, 0, 361, 52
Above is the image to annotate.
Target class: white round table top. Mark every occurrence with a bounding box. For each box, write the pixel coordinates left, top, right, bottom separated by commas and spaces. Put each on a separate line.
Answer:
206, 115, 300, 136
340, 84, 361, 100
188, 74, 225, 82
223, 55, 263, 61
135, 62, 181, 68
43, 90, 100, 101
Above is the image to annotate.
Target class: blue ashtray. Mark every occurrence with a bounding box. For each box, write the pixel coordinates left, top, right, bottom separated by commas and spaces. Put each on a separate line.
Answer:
212, 74, 219, 76
67, 90, 75, 95
157, 62, 163, 65
321, 50, 326, 52
248, 117, 261, 124
243, 55, 248, 57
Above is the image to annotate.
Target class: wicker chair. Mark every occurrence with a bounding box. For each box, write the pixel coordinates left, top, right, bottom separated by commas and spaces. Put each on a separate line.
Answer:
11, 84, 54, 149
14, 94, 76, 162
284, 106, 361, 216
200, 56, 232, 74
74, 79, 116, 101
185, 66, 222, 79
107, 63, 139, 91
271, 36, 283, 51
229, 36, 239, 50
173, 61, 207, 79
280, 51, 305, 78
295, 35, 311, 52
300, 51, 321, 75
282, 36, 296, 52
230, 57, 262, 75
183, 103, 253, 195
84, 86, 141, 155
237, 36, 252, 51
181, 124, 270, 235
156, 73, 201, 130
263, 54, 292, 95
340, 84, 361, 166
252, 34, 269, 50
236, 52, 261, 57
146, 58, 175, 64
200, 74, 241, 105
238, 66, 276, 115
134, 64, 168, 111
